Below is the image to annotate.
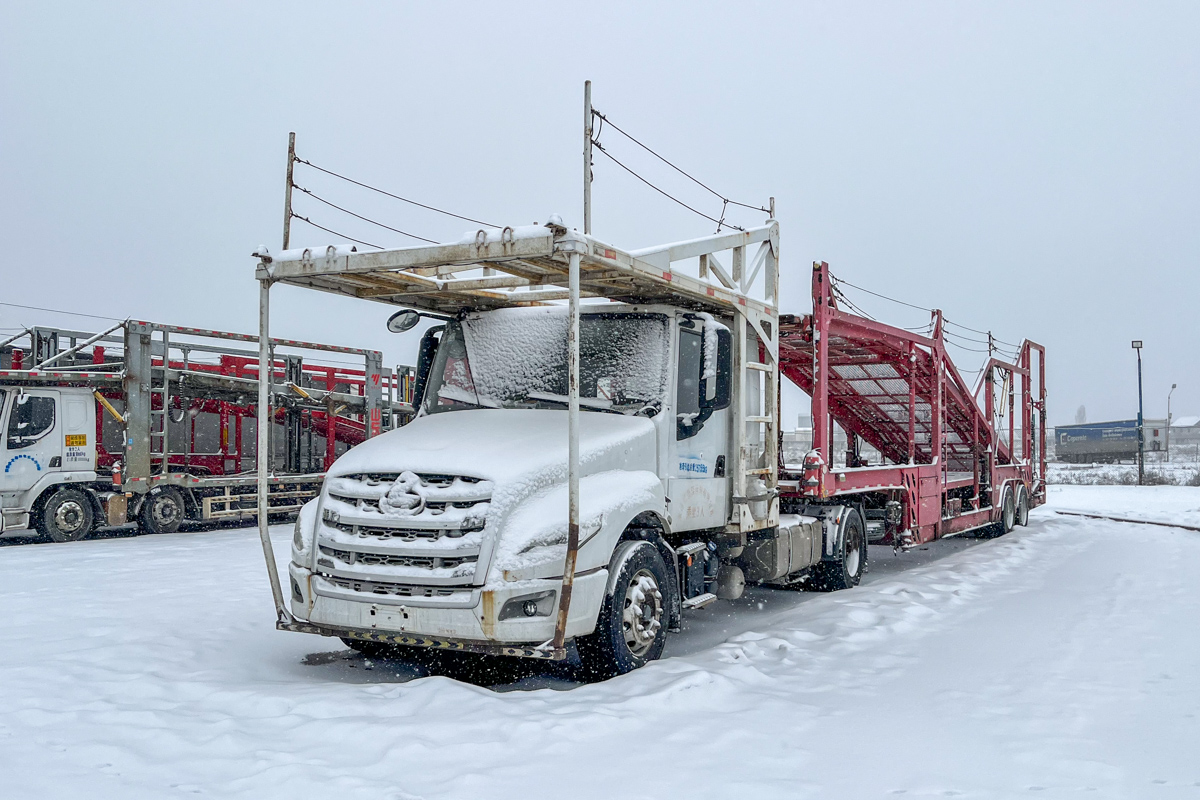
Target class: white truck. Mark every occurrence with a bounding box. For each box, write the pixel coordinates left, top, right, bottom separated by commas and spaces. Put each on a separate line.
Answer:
258, 216, 860, 678
0, 322, 409, 541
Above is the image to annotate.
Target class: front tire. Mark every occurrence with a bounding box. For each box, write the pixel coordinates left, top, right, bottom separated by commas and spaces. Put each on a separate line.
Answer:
812, 509, 866, 591
139, 486, 186, 535
37, 488, 95, 543
576, 540, 671, 679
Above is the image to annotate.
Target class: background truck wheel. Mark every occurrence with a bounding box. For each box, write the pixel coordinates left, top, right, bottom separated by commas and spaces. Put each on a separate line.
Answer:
1015, 486, 1030, 527
812, 510, 866, 591
37, 488, 95, 543
139, 487, 185, 535
576, 540, 671, 680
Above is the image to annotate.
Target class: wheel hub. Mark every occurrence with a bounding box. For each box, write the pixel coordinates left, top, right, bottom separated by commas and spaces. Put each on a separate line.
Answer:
153, 497, 179, 525
622, 570, 664, 657
54, 501, 84, 533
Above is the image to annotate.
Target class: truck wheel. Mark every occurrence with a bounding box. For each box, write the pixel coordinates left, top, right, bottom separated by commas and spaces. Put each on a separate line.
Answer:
576, 540, 671, 679
812, 510, 866, 591
1015, 486, 1030, 527
1001, 487, 1016, 534
37, 488, 95, 543
139, 486, 185, 535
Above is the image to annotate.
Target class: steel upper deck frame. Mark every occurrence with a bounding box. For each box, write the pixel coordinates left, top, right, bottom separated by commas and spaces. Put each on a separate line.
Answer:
252, 219, 781, 657
778, 261, 1046, 544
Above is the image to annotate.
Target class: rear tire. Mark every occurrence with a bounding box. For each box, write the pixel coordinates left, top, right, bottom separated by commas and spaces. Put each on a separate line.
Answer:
139, 486, 185, 535
576, 540, 671, 680
37, 488, 95, 543
1015, 486, 1030, 527
1001, 487, 1016, 534
811, 509, 867, 591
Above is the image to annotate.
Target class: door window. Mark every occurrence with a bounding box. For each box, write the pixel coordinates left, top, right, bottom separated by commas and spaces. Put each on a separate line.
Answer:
676, 330, 703, 439
7, 394, 55, 450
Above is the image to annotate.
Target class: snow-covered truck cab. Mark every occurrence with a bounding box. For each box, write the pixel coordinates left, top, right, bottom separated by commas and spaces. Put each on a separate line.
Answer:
0, 386, 100, 540
287, 305, 742, 668
260, 218, 817, 675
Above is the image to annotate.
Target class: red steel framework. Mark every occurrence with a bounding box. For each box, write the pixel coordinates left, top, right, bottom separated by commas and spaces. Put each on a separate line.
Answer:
778, 261, 1046, 544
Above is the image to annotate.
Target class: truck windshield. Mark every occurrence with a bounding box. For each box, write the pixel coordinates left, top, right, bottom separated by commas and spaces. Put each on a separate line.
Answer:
422, 308, 670, 416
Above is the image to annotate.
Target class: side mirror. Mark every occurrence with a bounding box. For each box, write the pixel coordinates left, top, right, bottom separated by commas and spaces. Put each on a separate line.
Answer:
386, 309, 421, 333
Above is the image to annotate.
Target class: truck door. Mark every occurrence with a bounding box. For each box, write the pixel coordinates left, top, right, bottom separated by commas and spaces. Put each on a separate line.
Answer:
1, 389, 61, 494
669, 319, 732, 531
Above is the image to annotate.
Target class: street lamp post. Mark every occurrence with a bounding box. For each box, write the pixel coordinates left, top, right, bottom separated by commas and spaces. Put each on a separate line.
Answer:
1167, 383, 1177, 462
1132, 340, 1144, 485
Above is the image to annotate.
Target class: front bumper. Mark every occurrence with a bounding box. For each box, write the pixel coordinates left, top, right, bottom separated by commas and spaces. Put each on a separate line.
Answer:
287, 561, 608, 648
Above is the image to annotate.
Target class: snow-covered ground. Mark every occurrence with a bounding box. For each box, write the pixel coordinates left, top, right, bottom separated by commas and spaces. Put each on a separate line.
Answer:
3, 488, 1199, 799
1048, 457, 1200, 487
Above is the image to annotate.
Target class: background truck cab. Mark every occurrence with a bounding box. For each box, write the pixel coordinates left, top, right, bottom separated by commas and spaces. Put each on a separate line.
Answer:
0, 387, 99, 540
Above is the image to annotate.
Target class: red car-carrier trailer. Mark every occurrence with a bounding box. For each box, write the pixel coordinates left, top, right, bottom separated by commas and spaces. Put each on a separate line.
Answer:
779, 261, 1047, 546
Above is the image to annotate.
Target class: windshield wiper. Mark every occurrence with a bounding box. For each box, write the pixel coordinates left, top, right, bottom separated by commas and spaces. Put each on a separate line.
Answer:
524, 391, 627, 414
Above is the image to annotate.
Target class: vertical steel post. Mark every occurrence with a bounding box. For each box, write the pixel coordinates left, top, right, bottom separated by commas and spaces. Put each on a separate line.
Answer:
364, 350, 383, 439
932, 312, 944, 472
1039, 348, 1047, 485
283, 132, 295, 251
257, 277, 287, 620
907, 342, 916, 464
583, 81, 592, 236
811, 262, 831, 493
123, 322, 153, 484
552, 249, 582, 651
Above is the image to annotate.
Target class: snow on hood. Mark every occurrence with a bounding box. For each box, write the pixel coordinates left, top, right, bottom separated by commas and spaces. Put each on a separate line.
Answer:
326, 409, 658, 579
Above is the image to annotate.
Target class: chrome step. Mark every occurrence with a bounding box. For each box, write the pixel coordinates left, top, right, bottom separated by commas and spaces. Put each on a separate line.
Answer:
682, 592, 717, 610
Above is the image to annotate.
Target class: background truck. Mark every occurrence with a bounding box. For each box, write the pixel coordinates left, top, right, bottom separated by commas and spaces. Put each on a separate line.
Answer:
254, 218, 1046, 678
0, 321, 412, 541
1053, 419, 1165, 463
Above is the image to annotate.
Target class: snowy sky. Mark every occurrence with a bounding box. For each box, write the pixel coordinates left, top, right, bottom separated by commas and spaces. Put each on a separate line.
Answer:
1, 2, 1196, 427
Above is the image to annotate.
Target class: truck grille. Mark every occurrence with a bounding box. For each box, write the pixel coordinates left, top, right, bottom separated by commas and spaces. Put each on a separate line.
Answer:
315, 470, 492, 587
312, 574, 478, 608
318, 544, 477, 571
323, 576, 466, 599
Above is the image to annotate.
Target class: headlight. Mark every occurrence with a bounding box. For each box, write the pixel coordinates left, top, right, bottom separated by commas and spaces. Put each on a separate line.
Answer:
292, 498, 319, 556
293, 516, 305, 551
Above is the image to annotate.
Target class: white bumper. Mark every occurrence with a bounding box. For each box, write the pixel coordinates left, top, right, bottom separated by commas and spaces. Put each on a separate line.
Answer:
288, 562, 608, 644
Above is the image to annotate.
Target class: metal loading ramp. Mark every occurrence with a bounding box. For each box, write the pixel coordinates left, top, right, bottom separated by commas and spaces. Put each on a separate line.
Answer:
778, 315, 992, 472
778, 261, 1029, 474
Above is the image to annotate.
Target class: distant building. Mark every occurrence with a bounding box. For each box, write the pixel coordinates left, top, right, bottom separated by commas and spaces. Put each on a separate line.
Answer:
1171, 419, 1200, 455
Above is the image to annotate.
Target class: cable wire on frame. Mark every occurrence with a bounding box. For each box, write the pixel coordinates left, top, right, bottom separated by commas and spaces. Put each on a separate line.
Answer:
294, 157, 499, 228
292, 185, 437, 244
290, 214, 382, 250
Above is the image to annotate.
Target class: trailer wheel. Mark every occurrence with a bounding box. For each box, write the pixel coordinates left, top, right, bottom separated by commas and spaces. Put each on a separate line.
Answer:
812, 510, 867, 591
139, 486, 185, 535
1001, 487, 1016, 534
576, 540, 671, 680
37, 487, 95, 543
1015, 486, 1030, 527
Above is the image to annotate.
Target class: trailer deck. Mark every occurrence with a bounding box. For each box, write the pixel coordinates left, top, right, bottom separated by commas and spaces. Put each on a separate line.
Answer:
778, 261, 1046, 543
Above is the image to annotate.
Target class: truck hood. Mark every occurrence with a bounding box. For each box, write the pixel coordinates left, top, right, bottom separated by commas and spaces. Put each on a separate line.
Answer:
321, 409, 660, 583
329, 409, 657, 484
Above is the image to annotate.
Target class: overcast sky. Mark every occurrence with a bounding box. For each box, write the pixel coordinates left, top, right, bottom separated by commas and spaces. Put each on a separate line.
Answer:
2, 2, 1196, 427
